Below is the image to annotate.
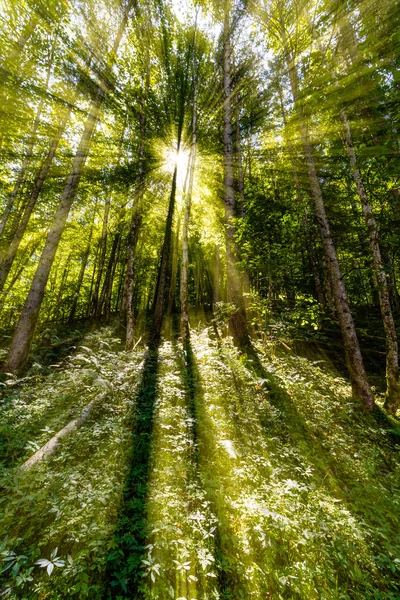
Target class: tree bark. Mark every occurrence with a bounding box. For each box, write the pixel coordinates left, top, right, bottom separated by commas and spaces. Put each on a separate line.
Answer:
279, 22, 374, 408
341, 110, 400, 413
153, 164, 178, 338
69, 220, 95, 322
91, 195, 110, 316
0, 99, 76, 292
97, 232, 121, 318
180, 26, 198, 342
223, 1, 249, 347
2, 12, 128, 371
0, 59, 52, 237
124, 58, 149, 349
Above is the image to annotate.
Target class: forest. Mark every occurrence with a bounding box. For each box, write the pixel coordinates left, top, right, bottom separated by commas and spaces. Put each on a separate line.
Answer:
0, 0, 400, 597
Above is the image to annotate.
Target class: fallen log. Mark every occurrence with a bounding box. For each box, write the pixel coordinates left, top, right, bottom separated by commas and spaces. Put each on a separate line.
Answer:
41, 334, 84, 349
21, 391, 107, 470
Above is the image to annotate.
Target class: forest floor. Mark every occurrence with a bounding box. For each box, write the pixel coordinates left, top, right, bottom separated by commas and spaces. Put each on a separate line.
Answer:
1, 319, 400, 599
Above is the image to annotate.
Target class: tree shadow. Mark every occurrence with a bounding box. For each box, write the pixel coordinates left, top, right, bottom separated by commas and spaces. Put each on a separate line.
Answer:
176, 333, 265, 599
238, 342, 400, 593
104, 338, 160, 598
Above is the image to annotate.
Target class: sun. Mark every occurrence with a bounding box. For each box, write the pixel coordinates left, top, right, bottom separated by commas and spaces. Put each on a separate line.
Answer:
163, 144, 191, 183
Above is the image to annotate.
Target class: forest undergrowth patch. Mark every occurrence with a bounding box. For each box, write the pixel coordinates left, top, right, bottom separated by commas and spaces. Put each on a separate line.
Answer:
0, 324, 399, 599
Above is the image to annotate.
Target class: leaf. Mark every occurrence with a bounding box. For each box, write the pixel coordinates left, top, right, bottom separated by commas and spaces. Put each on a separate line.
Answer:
35, 559, 50, 567
47, 562, 54, 576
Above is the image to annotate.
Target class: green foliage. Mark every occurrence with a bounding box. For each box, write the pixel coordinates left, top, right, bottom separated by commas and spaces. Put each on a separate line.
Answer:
1, 324, 400, 598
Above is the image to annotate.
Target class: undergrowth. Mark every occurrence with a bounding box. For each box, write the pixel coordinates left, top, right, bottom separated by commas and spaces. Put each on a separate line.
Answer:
0, 321, 399, 599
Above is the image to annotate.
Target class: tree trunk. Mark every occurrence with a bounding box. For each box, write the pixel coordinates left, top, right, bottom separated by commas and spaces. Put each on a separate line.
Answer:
279, 23, 374, 408
52, 254, 72, 321
91, 195, 110, 315
0, 59, 52, 237
223, 2, 249, 347
97, 232, 121, 318
124, 63, 149, 348
153, 165, 178, 338
214, 245, 220, 304
180, 27, 198, 342
1, 10, 129, 371
167, 210, 181, 316
341, 110, 400, 413
69, 221, 94, 322
0, 99, 76, 292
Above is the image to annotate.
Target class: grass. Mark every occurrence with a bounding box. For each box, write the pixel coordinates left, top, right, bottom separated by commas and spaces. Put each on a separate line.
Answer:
0, 321, 400, 599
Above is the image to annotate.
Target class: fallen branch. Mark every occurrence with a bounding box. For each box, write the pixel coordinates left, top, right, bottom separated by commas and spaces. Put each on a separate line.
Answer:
42, 335, 84, 349
21, 392, 107, 470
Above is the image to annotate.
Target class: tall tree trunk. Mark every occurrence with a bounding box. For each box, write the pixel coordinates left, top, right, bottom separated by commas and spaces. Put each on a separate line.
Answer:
91, 195, 111, 315
124, 58, 149, 349
97, 232, 121, 318
52, 253, 72, 321
153, 164, 178, 338
181, 147, 196, 341
180, 24, 198, 342
223, 1, 249, 347
0, 240, 40, 299
341, 110, 400, 413
235, 91, 246, 219
277, 76, 325, 309
167, 210, 181, 316
68, 221, 94, 322
0, 59, 52, 237
2, 14, 128, 372
1, 15, 37, 69
0, 98, 76, 292
214, 245, 220, 304
279, 23, 374, 408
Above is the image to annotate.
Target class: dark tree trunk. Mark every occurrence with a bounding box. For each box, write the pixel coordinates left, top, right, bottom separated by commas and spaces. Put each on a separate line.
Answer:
69, 221, 94, 322
153, 165, 178, 338
223, 1, 249, 347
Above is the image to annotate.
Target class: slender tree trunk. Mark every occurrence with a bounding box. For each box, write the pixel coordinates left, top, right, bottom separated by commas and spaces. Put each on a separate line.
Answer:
180, 27, 198, 342
97, 232, 120, 318
105, 239, 121, 319
168, 210, 181, 316
0, 99, 76, 292
0, 60, 52, 237
69, 221, 94, 322
223, 2, 249, 347
0, 241, 39, 298
2, 10, 128, 372
52, 254, 72, 321
124, 57, 149, 349
279, 23, 374, 408
181, 149, 195, 341
1, 15, 37, 69
87, 243, 100, 318
235, 92, 245, 219
214, 245, 220, 304
153, 163, 178, 338
341, 110, 400, 413
92, 196, 111, 315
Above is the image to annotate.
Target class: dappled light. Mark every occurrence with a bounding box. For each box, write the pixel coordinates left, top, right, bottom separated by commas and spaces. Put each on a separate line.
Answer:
1, 0, 400, 597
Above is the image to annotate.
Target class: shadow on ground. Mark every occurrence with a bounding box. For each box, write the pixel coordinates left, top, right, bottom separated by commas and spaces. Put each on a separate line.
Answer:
105, 339, 160, 598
